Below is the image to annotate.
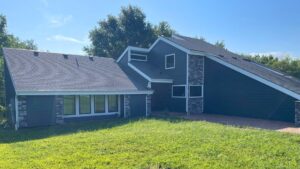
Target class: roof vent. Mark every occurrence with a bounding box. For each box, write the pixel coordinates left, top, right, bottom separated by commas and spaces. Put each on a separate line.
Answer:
63, 54, 68, 59
218, 54, 224, 57
33, 51, 39, 56
242, 58, 252, 62
89, 55, 94, 61
232, 56, 238, 60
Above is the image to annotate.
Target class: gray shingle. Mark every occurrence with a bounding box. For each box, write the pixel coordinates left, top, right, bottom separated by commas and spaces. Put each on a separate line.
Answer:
3, 48, 148, 93
166, 34, 300, 95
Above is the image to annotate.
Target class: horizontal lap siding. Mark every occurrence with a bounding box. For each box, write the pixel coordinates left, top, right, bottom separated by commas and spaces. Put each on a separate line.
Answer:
204, 57, 295, 122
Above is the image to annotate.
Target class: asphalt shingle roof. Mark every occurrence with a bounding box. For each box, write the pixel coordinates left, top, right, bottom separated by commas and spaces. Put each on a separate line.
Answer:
3, 48, 148, 93
166, 34, 300, 96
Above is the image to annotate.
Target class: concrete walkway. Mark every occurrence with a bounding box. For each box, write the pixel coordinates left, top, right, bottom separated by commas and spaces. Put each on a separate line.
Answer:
154, 112, 300, 134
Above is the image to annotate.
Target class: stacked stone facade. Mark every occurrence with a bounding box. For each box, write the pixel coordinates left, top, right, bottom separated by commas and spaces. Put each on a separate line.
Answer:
295, 101, 300, 126
146, 95, 151, 116
124, 95, 131, 117
55, 96, 64, 124
18, 96, 28, 127
188, 55, 204, 114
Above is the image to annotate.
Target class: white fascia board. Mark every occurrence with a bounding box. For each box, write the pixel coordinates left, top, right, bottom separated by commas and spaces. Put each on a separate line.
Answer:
205, 54, 300, 100
158, 37, 191, 53
151, 79, 173, 83
116, 46, 149, 63
16, 90, 153, 96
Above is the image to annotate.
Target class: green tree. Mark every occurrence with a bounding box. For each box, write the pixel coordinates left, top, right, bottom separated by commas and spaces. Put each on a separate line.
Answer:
0, 14, 37, 106
215, 40, 225, 49
84, 5, 174, 59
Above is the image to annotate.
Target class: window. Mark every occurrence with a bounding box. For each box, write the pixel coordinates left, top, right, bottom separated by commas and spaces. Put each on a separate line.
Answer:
108, 95, 118, 112
165, 54, 175, 69
79, 95, 91, 114
94, 95, 105, 113
131, 53, 147, 61
189, 85, 203, 97
172, 85, 186, 98
63, 96, 75, 115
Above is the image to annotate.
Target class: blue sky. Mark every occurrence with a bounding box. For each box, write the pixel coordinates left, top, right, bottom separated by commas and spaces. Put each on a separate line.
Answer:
1, 0, 300, 57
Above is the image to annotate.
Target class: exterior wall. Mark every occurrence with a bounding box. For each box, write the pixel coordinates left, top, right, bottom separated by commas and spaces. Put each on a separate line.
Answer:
4, 61, 16, 125
146, 95, 151, 116
148, 40, 187, 84
129, 94, 147, 117
295, 101, 300, 126
204, 57, 296, 122
124, 95, 131, 117
188, 55, 204, 114
55, 96, 64, 124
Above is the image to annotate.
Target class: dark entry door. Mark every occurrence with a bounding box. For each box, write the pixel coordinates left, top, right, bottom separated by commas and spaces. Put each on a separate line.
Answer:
27, 96, 56, 127
151, 83, 171, 111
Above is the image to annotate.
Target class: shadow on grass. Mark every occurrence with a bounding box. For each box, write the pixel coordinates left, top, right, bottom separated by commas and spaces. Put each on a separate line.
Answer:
0, 116, 185, 144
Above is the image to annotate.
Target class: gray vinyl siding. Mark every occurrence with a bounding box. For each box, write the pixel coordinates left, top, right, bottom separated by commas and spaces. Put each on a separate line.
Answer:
148, 41, 187, 84
129, 94, 147, 117
148, 40, 187, 112
204, 57, 296, 122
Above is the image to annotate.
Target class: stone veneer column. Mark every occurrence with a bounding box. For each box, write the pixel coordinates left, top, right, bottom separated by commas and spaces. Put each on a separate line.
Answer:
295, 101, 300, 126
55, 96, 64, 124
146, 95, 151, 116
124, 95, 131, 118
18, 96, 28, 127
188, 55, 204, 114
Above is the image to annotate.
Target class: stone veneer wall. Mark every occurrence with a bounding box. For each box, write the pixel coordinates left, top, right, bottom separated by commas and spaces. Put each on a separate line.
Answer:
146, 95, 151, 116
55, 96, 64, 124
17, 96, 65, 128
295, 101, 300, 126
18, 96, 28, 127
124, 95, 131, 117
188, 55, 204, 114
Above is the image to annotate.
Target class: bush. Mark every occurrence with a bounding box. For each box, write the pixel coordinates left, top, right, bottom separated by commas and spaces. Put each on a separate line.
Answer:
0, 105, 6, 123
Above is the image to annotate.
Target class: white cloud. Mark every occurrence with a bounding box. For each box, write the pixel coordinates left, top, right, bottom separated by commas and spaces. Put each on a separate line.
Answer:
49, 15, 73, 28
47, 35, 87, 44
248, 51, 293, 59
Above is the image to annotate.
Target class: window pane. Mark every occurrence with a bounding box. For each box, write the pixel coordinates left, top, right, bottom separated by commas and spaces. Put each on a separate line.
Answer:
64, 96, 75, 115
131, 54, 147, 61
80, 95, 91, 114
173, 86, 185, 97
95, 95, 105, 113
190, 86, 203, 97
166, 55, 175, 68
108, 95, 118, 112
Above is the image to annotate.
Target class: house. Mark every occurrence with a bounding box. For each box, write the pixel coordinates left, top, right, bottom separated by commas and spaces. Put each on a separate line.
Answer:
3, 34, 300, 129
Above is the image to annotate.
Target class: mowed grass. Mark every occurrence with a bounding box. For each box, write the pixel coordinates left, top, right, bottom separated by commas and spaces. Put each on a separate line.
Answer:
0, 117, 300, 169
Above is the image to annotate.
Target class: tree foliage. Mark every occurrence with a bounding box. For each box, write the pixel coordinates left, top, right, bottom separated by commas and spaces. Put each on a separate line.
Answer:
84, 5, 175, 59
215, 40, 225, 49
0, 14, 37, 106
248, 55, 300, 79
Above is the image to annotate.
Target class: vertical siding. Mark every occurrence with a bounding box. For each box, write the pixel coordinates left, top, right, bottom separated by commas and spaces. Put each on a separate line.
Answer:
204, 57, 296, 122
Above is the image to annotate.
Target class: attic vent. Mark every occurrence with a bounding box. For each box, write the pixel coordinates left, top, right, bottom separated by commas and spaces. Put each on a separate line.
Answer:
33, 51, 39, 56
63, 54, 68, 59
242, 58, 252, 62
218, 54, 224, 57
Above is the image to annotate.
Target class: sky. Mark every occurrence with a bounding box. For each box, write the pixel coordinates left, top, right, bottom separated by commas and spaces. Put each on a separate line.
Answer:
1, 0, 300, 57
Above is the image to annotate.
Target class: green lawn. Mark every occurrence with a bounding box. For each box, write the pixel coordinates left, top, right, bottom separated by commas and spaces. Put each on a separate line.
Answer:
0, 117, 300, 169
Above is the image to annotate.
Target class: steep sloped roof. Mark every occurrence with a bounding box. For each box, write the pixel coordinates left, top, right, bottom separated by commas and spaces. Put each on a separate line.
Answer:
165, 34, 300, 97
3, 48, 150, 94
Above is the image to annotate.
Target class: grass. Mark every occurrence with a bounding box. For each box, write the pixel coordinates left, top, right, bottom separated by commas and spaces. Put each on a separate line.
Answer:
0, 117, 300, 169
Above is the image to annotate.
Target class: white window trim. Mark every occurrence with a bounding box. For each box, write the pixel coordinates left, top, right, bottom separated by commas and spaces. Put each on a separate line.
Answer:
63, 95, 120, 118
165, 53, 175, 69
172, 85, 186, 98
189, 85, 203, 98
131, 53, 147, 61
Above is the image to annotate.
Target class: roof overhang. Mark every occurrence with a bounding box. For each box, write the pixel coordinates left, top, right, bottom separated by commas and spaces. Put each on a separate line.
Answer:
16, 90, 154, 96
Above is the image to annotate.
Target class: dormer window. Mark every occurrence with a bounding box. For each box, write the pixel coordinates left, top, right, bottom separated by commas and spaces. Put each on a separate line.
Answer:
131, 53, 147, 61
165, 54, 175, 69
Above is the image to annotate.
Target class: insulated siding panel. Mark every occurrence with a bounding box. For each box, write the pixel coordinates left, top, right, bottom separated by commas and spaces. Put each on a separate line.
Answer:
130, 94, 146, 117
26, 96, 56, 127
204, 57, 295, 122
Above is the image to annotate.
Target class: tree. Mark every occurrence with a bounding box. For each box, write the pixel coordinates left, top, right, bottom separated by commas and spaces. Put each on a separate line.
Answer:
0, 14, 37, 106
215, 40, 225, 49
84, 5, 174, 59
